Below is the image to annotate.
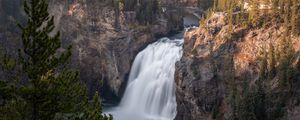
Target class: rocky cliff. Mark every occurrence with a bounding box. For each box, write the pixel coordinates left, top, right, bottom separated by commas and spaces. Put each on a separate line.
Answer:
49, 0, 185, 99
175, 12, 300, 120
0, 0, 186, 100
6, 1, 300, 120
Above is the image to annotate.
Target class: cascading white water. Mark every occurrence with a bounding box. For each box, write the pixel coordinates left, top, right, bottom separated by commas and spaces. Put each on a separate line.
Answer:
108, 37, 183, 120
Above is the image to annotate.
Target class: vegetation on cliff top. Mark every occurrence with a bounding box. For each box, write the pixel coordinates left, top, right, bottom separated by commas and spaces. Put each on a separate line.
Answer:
199, 0, 300, 120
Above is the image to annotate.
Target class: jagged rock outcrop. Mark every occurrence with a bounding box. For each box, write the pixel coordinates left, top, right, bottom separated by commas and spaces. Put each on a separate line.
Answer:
0, 0, 184, 99
175, 12, 300, 120
51, 0, 185, 99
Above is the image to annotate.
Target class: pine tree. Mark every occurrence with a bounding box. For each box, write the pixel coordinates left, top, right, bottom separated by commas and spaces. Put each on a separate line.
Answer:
276, 1, 295, 89
278, 34, 295, 90
249, 0, 259, 27
18, 0, 78, 119
291, 0, 299, 35
16, 0, 112, 119
0, 46, 16, 73
227, 0, 234, 33
259, 47, 268, 80
268, 42, 276, 79
0, 46, 23, 120
238, 81, 256, 120
253, 81, 267, 120
255, 47, 268, 120
254, 73, 267, 120
82, 92, 113, 120
223, 55, 239, 120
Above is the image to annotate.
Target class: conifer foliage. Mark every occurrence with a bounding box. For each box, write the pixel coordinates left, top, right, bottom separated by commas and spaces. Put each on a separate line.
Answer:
210, 0, 300, 33
0, 0, 112, 120
209, 0, 300, 119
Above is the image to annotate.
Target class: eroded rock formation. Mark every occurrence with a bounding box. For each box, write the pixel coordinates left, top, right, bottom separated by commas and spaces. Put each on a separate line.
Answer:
175, 12, 300, 120
0, 0, 186, 100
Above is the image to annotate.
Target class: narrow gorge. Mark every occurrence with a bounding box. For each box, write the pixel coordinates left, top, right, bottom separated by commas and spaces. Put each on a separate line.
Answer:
1, 0, 300, 120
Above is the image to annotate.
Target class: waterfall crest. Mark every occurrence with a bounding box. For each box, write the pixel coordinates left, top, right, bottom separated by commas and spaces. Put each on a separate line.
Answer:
109, 37, 183, 120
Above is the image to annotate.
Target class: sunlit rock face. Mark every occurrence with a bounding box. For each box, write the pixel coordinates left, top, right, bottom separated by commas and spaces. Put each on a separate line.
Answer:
175, 12, 300, 120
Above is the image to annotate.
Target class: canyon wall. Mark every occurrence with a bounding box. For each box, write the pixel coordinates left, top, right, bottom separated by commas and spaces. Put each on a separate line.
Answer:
0, 0, 188, 99
175, 13, 300, 120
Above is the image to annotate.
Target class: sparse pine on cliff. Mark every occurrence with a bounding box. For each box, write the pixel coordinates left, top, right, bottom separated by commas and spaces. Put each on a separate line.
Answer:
176, 0, 300, 119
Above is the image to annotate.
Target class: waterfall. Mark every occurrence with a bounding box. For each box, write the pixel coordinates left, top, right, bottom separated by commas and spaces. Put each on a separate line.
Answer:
108, 37, 183, 120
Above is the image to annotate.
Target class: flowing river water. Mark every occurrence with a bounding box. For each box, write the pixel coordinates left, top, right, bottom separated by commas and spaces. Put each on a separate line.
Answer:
104, 15, 199, 120
106, 38, 183, 120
